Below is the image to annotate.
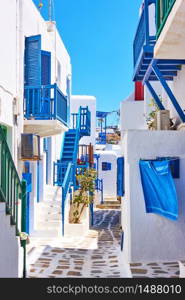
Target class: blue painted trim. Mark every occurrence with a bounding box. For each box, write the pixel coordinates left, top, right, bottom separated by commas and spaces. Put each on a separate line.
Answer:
142, 63, 153, 84
140, 70, 177, 76
117, 157, 125, 197
152, 61, 185, 122
89, 202, 94, 227
141, 65, 181, 71
121, 231, 124, 252
62, 194, 65, 236
37, 161, 40, 203
145, 81, 165, 110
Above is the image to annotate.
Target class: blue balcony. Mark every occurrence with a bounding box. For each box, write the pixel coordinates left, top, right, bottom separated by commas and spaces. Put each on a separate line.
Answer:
24, 84, 68, 137
133, 0, 156, 81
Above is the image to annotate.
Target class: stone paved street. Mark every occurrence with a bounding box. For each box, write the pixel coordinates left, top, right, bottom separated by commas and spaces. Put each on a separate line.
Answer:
28, 209, 130, 278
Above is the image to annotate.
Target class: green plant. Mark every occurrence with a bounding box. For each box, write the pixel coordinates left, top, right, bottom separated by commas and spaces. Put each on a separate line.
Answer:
72, 168, 97, 224
146, 97, 162, 129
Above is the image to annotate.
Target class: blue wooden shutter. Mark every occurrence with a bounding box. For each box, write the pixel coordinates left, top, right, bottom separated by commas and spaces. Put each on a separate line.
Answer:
41, 51, 51, 116
25, 35, 41, 86
117, 157, 124, 196
25, 35, 41, 115
41, 50, 51, 85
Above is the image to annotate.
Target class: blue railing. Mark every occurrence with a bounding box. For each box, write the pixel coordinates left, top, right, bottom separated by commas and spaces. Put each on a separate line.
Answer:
53, 161, 68, 186
96, 132, 107, 145
71, 106, 91, 136
95, 178, 104, 204
133, 0, 156, 67
61, 163, 73, 236
24, 83, 67, 125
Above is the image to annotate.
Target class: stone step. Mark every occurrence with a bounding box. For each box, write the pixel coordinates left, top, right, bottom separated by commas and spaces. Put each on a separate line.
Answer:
30, 229, 61, 238
96, 202, 121, 209
37, 218, 62, 230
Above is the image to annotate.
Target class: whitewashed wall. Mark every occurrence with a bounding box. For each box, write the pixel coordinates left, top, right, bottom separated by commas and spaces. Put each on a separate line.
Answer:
95, 150, 118, 199
0, 203, 23, 277
120, 99, 146, 133
0, 0, 72, 275
122, 130, 185, 263
70, 95, 96, 146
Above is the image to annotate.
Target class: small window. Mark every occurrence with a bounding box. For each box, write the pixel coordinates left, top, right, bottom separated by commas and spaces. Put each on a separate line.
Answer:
102, 162, 111, 171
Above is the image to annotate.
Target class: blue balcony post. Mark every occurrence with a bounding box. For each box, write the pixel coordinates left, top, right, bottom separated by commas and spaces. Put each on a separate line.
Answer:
145, 81, 165, 110
62, 189, 65, 236
144, 0, 149, 45
101, 179, 104, 204
54, 83, 57, 119
152, 61, 185, 122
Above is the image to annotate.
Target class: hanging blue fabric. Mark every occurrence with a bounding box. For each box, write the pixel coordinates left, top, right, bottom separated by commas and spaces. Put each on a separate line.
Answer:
139, 160, 178, 221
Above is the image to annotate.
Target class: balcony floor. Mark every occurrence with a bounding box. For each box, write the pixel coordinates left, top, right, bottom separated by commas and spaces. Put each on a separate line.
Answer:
24, 119, 68, 137
154, 0, 185, 59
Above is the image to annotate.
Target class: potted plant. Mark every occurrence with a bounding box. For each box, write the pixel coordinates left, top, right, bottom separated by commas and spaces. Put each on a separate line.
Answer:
69, 168, 97, 224
146, 97, 162, 130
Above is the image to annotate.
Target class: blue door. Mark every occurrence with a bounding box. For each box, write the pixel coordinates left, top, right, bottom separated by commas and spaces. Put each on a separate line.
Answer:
117, 157, 124, 196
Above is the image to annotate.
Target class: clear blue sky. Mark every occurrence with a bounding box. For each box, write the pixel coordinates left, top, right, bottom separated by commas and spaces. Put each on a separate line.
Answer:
34, 0, 141, 124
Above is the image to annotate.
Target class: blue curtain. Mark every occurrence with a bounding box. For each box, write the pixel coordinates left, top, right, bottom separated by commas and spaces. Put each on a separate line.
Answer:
139, 160, 178, 221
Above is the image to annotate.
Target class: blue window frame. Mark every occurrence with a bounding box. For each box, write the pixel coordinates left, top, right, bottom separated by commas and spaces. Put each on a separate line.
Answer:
102, 162, 111, 171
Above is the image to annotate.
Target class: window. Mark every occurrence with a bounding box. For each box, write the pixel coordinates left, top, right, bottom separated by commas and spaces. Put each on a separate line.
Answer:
102, 162, 111, 171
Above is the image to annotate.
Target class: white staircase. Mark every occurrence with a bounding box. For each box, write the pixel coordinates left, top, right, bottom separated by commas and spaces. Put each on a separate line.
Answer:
31, 185, 63, 238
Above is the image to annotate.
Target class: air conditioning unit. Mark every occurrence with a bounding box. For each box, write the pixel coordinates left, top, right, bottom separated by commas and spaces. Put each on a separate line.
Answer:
155, 110, 170, 130
21, 134, 40, 160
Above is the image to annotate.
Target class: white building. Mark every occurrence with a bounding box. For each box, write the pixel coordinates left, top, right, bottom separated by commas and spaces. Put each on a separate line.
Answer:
120, 0, 185, 276
0, 0, 71, 277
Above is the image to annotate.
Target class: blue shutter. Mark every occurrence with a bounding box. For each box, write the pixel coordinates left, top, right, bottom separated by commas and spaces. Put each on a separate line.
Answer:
25, 35, 41, 115
117, 157, 124, 196
41, 50, 51, 85
41, 50, 51, 116
25, 35, 41, 86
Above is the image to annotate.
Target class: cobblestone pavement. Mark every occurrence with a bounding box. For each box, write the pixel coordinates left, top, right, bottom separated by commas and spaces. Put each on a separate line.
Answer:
130, 262, 181, 278
28, 210, 129, 278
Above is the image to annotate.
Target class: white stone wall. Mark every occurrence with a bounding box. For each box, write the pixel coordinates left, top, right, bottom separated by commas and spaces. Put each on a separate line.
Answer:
0, 203, 23, 277
122, 130, 185, 263
120, 100, 147, 133
95, 151, 118, 199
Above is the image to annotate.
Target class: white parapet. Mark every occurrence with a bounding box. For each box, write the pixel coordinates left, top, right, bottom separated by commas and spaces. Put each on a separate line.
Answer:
154, 0, 185, 59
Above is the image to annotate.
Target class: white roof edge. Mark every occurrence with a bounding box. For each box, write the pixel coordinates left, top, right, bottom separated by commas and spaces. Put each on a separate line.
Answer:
71, 95, 96, 100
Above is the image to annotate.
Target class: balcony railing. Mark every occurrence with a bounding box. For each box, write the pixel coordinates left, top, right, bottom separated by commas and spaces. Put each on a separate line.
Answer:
71, 107, 91, 136
133, 0, 156, 69
24, 83, 67, 125
156, 0, 176, 38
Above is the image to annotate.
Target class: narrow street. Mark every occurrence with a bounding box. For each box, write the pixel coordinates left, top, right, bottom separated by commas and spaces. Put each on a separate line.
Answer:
28, 210, 129, 278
